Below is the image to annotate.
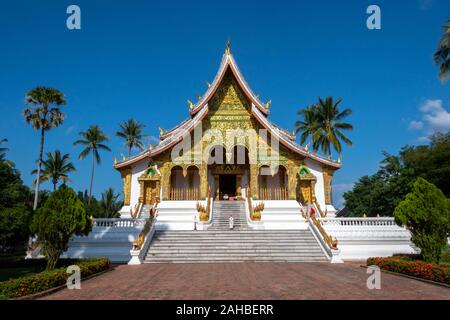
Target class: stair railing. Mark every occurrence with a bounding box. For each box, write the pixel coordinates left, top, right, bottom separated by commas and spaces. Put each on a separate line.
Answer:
129, 202, 159, 265
307, 211, 342, 263
131, 202, 143, 219
313, 199, 327, 218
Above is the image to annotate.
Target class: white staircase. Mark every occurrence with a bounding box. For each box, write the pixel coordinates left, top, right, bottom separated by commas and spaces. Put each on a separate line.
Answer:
144, 201, 328, 263
209, 201, 248, 230
144, 230, 328, 263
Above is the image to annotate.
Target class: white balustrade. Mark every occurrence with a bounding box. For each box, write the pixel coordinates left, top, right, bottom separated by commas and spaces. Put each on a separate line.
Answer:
92, 218, 147, 228
319, 217, 399, 227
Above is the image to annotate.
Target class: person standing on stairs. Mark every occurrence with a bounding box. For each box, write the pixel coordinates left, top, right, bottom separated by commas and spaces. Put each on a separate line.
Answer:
229, 216, 234, 230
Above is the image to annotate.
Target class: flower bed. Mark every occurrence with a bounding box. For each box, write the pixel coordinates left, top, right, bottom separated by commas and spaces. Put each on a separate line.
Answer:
367, 257, 450, 285
0, 258, 110, 300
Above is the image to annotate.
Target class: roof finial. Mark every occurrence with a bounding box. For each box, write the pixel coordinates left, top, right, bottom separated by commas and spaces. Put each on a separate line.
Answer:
225, 39, 231, 54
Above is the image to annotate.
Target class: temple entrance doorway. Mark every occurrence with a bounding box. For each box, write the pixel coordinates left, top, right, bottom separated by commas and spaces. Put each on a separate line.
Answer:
219, 175, 236, 199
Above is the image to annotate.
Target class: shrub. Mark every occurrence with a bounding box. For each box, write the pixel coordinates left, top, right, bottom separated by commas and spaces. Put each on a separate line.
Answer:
367, 257, 450, 285
30, 186, 92, 270
0, 258, 110, 300
394, 177, 450, 263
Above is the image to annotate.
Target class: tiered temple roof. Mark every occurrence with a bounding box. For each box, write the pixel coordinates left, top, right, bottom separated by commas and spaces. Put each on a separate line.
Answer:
114, 44, 342, 170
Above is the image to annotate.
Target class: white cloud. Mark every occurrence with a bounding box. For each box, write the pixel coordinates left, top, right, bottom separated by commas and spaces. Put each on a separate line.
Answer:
409, 99, 450, 141
409, 120, 423, 130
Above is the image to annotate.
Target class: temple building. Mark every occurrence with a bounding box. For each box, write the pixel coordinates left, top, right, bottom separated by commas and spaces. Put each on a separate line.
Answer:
113, 43, 341, 219
57, 44, 415, 264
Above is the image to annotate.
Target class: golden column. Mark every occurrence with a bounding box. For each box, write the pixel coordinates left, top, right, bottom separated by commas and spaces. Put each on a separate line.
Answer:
249, 164, 259, 199
199, 163, 208, 199
287, 162, 299, 200
323, 167, 334, 205
120, 168, 132, 205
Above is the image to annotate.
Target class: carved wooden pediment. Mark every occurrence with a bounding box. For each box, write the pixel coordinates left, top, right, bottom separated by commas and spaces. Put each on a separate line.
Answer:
297, 166, 316, 181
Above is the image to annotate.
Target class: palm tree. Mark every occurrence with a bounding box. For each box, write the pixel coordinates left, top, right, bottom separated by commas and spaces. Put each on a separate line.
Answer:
0, 138, 8, 161
434, 19, 449, 82
100, 188, 122, 218
23, 87, 66, 210
31, 150, 76, 191
295, 97, 353, 157
116, 119, 147, 157
73, 125, 111, 201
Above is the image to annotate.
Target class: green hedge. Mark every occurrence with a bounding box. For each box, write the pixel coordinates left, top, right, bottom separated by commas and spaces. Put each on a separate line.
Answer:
367, 257, 450, 285
0, 258, 110, 300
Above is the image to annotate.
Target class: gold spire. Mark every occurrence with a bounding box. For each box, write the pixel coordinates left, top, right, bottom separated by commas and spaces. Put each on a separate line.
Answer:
159, 127, 166, 137
265, 99, 272, 109
225, 39, 231, 54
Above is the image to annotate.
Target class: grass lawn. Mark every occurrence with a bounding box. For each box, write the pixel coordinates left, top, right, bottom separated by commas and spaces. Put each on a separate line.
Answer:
0, 252, 45, 282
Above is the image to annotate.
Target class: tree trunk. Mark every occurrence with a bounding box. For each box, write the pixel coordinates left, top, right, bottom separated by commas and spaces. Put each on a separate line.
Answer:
89, 151, 95, 204
128, 146, 131, 157
33, 128, 45, 211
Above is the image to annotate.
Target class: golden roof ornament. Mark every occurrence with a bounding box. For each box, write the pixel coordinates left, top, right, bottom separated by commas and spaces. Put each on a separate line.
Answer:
158, 127, 166, 137
327, 154, 332, 160
265, 99, 272, 109
305, 143, 310, 151
338, 154, 342, 163
225, 39, 231, 54
206, 81, 211, 88
113, 157, 118, 165
120, 153, 126, 161
148, 144, 153, 151
187, 99, 195, 110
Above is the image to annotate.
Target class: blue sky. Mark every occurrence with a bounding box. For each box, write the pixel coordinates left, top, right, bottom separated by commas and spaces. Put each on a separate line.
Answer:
0, 0, 449, 207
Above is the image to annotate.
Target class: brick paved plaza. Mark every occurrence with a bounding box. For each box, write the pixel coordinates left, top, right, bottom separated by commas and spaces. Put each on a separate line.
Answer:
41, 262, 450, 300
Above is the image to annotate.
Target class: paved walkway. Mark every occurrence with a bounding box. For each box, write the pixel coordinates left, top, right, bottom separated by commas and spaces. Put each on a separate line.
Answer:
42, 262, 450, 300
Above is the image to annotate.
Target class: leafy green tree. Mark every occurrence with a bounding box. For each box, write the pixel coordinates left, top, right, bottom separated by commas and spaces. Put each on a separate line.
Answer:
394, 178, 450, 263
0, 161, 32, 251
400, 132, 450, 197
295, 97, 352, 157
23, 87, 66, 210
343, 152, 414, 217
73, 125, 111, 201
31, 150, 76, 191
31, 186, 92, 269
116, 119, 147, 157
77, 190, 102, 217
434, 19, 449, 82
344, 133, 450, 216
99, 188, 122, 218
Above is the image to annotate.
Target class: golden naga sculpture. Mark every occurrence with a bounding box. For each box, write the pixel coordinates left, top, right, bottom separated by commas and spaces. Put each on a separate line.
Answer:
132, 205, 158, 250
311, 214, 338, 250
252, 202, 265, 221
196, 202, 209, 221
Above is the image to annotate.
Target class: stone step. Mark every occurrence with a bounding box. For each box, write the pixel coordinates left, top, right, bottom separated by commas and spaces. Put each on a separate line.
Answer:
145, 257, 327, 263
148, 249, 325, 255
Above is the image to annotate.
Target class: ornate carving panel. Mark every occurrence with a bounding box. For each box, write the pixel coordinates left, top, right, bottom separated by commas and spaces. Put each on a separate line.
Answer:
120, 168, 132, 205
